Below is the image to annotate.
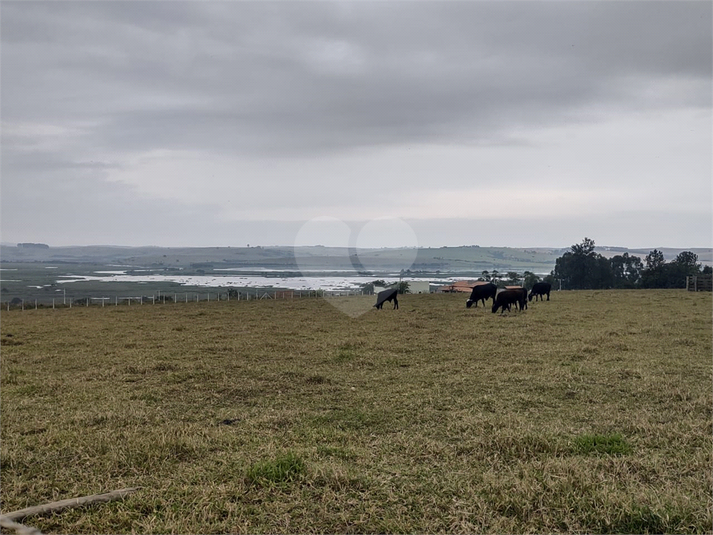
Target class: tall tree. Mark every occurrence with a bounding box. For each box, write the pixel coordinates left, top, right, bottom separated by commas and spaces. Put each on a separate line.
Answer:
640, 250, 702, 288
672, 251, 700, 275
505, 271, 521, 285
553, 237, 613, 289
523, 271, 541, 289
667, 251, 702, 288
396, 281, 411, 294
610, 253, 643, 288
640, 250, 670, 288
571, 237, 596, 256
645, 249, 665, 270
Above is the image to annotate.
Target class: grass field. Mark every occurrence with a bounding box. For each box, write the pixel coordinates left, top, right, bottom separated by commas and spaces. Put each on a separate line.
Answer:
1, 290, 711, 533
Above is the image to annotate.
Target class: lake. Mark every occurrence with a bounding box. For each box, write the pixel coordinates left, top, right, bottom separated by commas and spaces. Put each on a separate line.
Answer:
55, 271, 464, 292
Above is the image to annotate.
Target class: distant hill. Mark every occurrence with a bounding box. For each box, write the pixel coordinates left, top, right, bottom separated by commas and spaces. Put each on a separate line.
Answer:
1, 244, 710, 273
595, 246, 713, 265
16, 242, 50, 249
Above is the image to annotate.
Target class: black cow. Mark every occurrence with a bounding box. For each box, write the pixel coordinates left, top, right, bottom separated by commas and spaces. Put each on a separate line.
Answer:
492, 289, 526, 314
510, 287, 528, 310
466, 283, 497, 308
374, 288, 399, 310
528, 282, 552, 302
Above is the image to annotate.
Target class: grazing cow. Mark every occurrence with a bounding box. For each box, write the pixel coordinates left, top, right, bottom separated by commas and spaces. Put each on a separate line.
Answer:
509, 287, 528, 310
528, 282, 552, 302
492, 289, 526, 314
466, 283, 497, 308
374, 288, 399, 310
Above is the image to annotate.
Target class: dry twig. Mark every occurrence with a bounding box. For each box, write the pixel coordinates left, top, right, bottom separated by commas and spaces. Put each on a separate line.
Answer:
0, 515, 44, 535
1, 487, 141, 522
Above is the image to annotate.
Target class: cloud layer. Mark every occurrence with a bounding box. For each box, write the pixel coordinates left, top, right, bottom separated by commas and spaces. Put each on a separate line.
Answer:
1, 1, 711, 247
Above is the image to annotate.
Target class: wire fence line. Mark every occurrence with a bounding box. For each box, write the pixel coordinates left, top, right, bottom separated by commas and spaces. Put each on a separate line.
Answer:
1, 288, 372, 311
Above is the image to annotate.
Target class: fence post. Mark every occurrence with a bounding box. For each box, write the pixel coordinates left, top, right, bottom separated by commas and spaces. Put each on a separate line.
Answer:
53, 299, 55, 309
35, 299, 38, 310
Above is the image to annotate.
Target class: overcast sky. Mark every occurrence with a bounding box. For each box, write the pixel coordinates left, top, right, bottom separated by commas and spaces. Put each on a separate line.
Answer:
1, 1, 711, 249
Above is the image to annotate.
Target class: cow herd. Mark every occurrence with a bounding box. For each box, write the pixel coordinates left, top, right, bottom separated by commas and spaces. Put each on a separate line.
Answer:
373, 281, 552, 313
475, 281, 551, 313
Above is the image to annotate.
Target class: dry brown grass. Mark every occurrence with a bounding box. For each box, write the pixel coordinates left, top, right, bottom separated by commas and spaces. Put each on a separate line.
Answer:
1, 289, 711, 533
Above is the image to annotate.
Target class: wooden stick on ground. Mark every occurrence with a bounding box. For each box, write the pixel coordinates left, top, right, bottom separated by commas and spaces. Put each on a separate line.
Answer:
0, 515, 45, 535
0, 487, 141, 522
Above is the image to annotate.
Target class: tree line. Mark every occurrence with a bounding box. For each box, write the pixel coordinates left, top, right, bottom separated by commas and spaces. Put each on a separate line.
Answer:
361, 237, 709, 294
550, 237, 711, 290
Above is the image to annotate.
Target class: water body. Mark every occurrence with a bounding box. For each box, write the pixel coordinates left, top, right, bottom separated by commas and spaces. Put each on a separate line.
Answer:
56, 272, 465, 291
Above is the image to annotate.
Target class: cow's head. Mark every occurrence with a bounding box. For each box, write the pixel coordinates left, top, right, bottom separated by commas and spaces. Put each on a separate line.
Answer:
466, 299, 473, 308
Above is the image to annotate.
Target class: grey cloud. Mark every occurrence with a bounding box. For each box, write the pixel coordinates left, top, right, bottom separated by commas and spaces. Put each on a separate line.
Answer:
2, 1, 710, 156
1, 1, 710, 248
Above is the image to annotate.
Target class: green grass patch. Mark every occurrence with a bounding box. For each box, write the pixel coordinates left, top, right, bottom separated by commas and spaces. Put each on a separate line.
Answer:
572, 433, 633, 456
603, 503, 697, 534
334, 342, 360, 362
245, 453, 305, 486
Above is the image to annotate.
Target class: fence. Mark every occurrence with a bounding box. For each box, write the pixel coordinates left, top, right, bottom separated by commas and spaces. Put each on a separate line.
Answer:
686, 275, 712, 292
1, 288, 370, 311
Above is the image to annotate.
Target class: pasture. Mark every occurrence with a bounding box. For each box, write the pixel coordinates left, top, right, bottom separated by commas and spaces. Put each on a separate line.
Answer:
1, 290, 711, 533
